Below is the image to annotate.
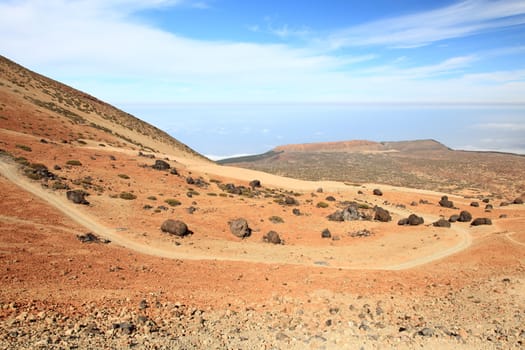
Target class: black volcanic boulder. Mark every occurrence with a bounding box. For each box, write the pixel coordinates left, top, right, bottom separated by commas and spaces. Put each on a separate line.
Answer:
471, 218, 492, 226
374, 207, 391, 222
398, 218, 409, 226
439, 196, 454, 208
373, 189, 383, 196
292, 208, 301, 216
249, 180, 261, 189
485, 204, 493, 210
160, 219, 189, 237
449, 214, 460, 223
470, 202, 480, 207
458, 210, 472, 222
66, 190, 89, 205
514, 197, 524, 204
229, 218, 251, 238
283, 196, 299, 206
263, 231, 282, 244
321, 229, 332, 239
152, 159, 170, 171
433, 219, 451, 228
408, 214, 424, 226
327, 210, 344, 222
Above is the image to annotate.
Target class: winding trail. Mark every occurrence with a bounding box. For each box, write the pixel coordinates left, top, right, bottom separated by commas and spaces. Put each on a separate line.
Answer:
0, 158, 473, 270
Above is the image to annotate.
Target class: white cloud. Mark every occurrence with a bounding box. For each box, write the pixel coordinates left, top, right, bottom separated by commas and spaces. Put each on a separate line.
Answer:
329, 0, 525, 49
473, 122, 525, 131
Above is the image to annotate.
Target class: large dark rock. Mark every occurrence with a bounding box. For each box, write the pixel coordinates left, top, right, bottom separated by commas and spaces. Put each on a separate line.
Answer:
439, 195, 454, 208
321, 229, 332, 239
470, 201, 480, 207
152, 159, 170, 170
160, 219, 189, 237
449, 214, 460, 223
325, 196, 336, 202
471, 218, 492, 226
263, 231, 282, 244
373, 189, 383, 196
433, 219, 451, 228
398, 218, 409, 226
374, 207, 391, 222
408, 214, 424, 226
514, 197, 524, 205
230, 218, 251, 238
458, 210, 472, 222
292, 208, 301, 216
66, 190, 89, 205
76, 232, 110, 243
283, 196, 299, 206
327, 210, 344, 222
249, 180, 261, 189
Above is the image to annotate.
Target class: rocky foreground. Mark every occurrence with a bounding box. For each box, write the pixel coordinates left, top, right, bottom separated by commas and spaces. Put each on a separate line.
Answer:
1, 272, 523, 350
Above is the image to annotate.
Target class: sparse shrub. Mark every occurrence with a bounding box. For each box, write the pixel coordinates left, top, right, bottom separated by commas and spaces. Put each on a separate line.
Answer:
119, 192, 137, 200
14, 157, 30, 166
269, 216, 284, 224
207, 192, 218, 196
77, 139, 87, 145
16, 144, 32, 152
317, 201, 329, 208
66, 160, 82, 166
219, 193, 227, 197
118, 174, 130, 179
147, 196, 157, 201
210, 179, 222, 184
165, 198, 181, 206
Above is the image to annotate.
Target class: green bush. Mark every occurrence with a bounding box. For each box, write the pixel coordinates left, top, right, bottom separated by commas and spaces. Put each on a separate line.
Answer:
147, 196, 157, 201
66, 160, 82, 166
317, 201, 329, 208
119, 192, 137, 200
16, 144, 32, 152
164, 198, 181, 206
118, 174, 130, 179
207, 192, 218, 197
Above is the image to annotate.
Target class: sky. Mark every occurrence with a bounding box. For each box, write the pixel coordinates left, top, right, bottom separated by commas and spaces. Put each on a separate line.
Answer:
1, 0, 525, 157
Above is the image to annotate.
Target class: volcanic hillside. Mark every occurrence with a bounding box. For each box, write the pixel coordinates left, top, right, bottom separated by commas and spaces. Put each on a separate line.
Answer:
1, 56, 525, 349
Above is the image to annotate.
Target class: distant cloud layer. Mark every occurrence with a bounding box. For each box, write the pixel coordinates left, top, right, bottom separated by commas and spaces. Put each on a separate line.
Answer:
1, 0, 524, 104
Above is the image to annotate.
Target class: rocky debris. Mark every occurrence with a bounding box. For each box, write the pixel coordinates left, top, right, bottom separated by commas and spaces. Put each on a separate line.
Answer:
143, 204, 153, 210
66, 190, 90, 205
292, 208, 301, 216
458, 210, 473, 222
419, 199, 430, 204
449, 214, 460, 223
229, 218, 251, 238
76, 232, 110, 244
514, 197, 524, 204
186, 206, 197, 214
170, 168, 179, 175
417, 327, 434, 337
53, 164, 61, 171
112, 322, 136, 335
316, 187, 323, 193
439, 196, 454, 208
374, 207, 391, 222
373, 189, 383, 196
485, 204, 493, 211
399, 214, 424, 226
471, 218, 493, 226
160, 220, 190, 237
470, 201, 480, 207
152, 159, 170, 170
282, 196, 299, 206
263, 231, 282, 244
410, 201, 418, 206
328, 203, 372, 222
321, 229, 332, 239
109, 155, 117, 161
325, 196, 336, 202
249, 180, 261, 189
349, 229, 373, 238
222, 183, 248, 195
482, 198, 490, 203
138, 151, 155, 158
25, 164, 57, 181
500, 201, 510, 207
433, 219, 451, 228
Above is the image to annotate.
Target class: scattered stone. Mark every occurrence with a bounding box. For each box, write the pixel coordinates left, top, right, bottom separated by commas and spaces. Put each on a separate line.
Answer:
470, 201, 479, 207
292, 208, 301, 216
263, 231, 282, 244
398, 218, 409, 226
482, 198, 490, 203
249, 180, 261, 189
76, 232, 110, 244
418, 328, 434, 337
186, 206, 197, 214
66, 190, 90, 205
500, 202, 510, 207
316, 187, 323, 193
349, 229, 373, 238
449, 214, 460, 223
109, 155, 117, 161
325, 196, 336, 202
160, 219, 190, 237
53, 165, 61, 171
419, 199, 430, 204
485, 204, 493, 211
229, 218, 251, 238
321, 229, 332, 239
408, 214, 424, 225
458, 210, 472, 222
152, 160, 170, 171
138, 151, 155, 158
373, 189, 383, 196
514, 197, 524, 204
170, 168, 179, 175
499, 214, 508, 219
139, 300, 148, 310
374, 207, 391, 222
439, 196, 454, 208
283, 196, 299, 206
410, 201, 418, 206
471, 218, 492, 226
112, 322, 136, 335
433, 219, 451, 228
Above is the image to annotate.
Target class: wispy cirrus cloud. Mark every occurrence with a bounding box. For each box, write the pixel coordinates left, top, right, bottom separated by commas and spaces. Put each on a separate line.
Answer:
328, 0, 525, 49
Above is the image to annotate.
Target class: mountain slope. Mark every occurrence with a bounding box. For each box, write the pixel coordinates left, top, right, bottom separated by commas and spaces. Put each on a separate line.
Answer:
0, 55, 209, 161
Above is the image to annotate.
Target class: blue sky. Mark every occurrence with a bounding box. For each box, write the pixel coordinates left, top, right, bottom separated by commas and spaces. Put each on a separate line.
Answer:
1, 0, 525, 156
